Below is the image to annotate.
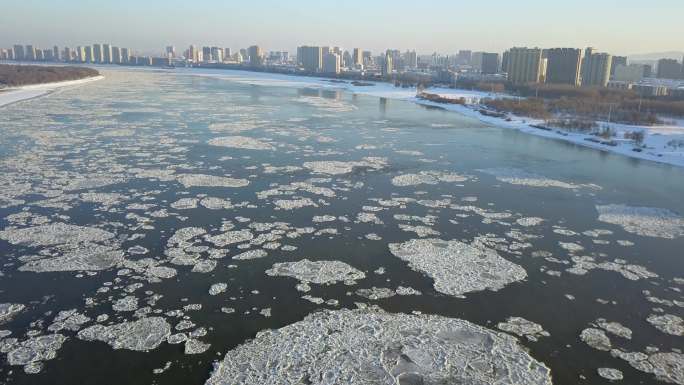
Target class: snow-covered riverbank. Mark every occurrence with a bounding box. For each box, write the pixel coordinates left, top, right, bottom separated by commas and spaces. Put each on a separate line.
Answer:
0, 75, 104, 108
183, 68, 684, 168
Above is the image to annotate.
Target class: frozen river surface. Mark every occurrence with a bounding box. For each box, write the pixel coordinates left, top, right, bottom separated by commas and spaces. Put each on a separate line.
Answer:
0, 69, 683, 385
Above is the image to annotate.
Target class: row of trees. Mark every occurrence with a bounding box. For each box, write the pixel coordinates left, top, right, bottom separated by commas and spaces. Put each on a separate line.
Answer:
0, 65, 99, 87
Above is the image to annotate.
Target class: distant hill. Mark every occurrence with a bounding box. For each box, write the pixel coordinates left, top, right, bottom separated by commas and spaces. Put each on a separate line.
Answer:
0, 64, 99, 88
628, 51, 684, 63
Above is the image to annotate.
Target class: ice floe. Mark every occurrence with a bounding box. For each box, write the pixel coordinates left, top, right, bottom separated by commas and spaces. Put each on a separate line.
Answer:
479, 168, 587, 189
596, 204, 684, 239
78, 317, 171, 351
208, 136, 275, 151
205, 308, 552, 385
497, 317, 550, 342
302, 157, 387, 175
176, 174, 249, 188
266, 259, 365, 285
388, 239, 527, 297
647, 314, 684, 336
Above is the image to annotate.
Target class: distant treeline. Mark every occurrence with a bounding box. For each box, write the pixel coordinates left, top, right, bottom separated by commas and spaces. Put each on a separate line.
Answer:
0, 64, 99, 87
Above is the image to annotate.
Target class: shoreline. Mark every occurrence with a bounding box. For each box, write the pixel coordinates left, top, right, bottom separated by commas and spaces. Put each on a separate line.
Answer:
0, 75, 104, 108
176, 67, 684, 169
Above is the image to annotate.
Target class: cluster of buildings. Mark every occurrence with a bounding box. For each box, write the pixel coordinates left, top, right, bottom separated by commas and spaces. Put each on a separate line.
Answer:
0, 43, 166, 66
2, 42, 683, 96
501, 47, 684, 95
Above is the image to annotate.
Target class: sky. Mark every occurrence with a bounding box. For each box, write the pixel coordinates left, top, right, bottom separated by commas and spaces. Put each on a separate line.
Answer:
1, 0, 683, 57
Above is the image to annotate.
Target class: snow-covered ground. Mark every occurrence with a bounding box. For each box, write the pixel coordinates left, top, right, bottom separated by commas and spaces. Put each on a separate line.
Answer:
182, 68, 684, 168
0, 76, 104, 108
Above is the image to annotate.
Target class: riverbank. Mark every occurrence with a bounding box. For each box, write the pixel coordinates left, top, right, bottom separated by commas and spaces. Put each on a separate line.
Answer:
0, 75, 104, 108
181, 67, 684, 168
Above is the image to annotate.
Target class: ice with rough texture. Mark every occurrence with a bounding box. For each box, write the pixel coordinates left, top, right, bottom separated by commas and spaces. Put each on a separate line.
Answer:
302, 158, 387, 175
598, 368, 624, 381
479, 168, 583, 189
4, 334, 66, 374
497, 317, 550, 342
19, 244, 124, 272
612, 349, 684, 385
208, 136, 275, 150
176, 174, 249, 188
596, 204, 684, 239
0, 303, 25, 324
266, 259, 365, 285
205, 307, 552, 385
647, 314, 684, 336
580, 328, 612, 351
0, 223, 115, 247
77, 317, 171, 351
388, 238, 527, 297
209, 283, 228, 296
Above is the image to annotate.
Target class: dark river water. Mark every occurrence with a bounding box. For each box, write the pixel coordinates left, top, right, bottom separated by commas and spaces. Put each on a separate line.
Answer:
0, 68, 682, 385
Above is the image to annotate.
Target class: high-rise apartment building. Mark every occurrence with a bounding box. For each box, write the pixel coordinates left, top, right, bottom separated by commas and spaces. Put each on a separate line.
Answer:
211, 47, 223, 63
166, 46, 176, 58
93, 44, 103, 63
25, 45, 36, 61
103, 44, 112, 63
85, 46, 94, 62
13, 45, 24, 60
457, 50, 472, 65
352, 48, 363, 67
656, 58, 682, 79
545, 48, 582, 86
299, 46, 323, 72
581, 48, 612, 87
187, 45, 199, 63
610, 56, 627, 76
202, 47, 211, 62
481, 53, 500, 74
613, 64, 645, 82
322, 52, 341, 74
248, 45, 263, 66
506, 47, 543, 84
76, 46, 86, 62
382, 51, 393, 78
121, 48, 130, 64
405, 50, 418, 69
111, 46, 121, 64
224, 48, 232, 60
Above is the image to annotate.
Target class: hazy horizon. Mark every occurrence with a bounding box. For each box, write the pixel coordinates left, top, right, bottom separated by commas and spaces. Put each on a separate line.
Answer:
1, 0, 682, 56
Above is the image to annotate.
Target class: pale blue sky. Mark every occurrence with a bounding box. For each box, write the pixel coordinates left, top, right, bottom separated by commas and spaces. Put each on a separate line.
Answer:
1, 0, 682, 56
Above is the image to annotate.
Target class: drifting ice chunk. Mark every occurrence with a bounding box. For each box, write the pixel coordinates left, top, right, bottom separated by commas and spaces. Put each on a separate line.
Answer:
0, 223, 115, 247
176, 174, 249, 188
497, 317, 550, 342
77, 317, 171, 351
208, 136, 275, 151
388, 238, 527, 297
266, 259, 365, 285
205, 308, 552, 385
596, 204, 684, 239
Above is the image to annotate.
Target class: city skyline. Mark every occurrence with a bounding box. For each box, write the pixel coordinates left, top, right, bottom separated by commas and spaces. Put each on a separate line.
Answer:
1, 0, 683, 56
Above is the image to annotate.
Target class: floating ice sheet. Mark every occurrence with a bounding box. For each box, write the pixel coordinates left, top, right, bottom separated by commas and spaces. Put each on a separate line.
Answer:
77, 317, 171, 352
205, 308, 552, 385
0, 223, 115, 247
266, 259, 365, 285
176, 174, 249, 188
19, 244, 124, 272
478, 168, 585, 189
497, 317, 550, 342
0, 303, 25, 324
208, 136, 275, 151
596, 204, 684, 239
388, 239, 527, 297
302, 158, 387, 175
